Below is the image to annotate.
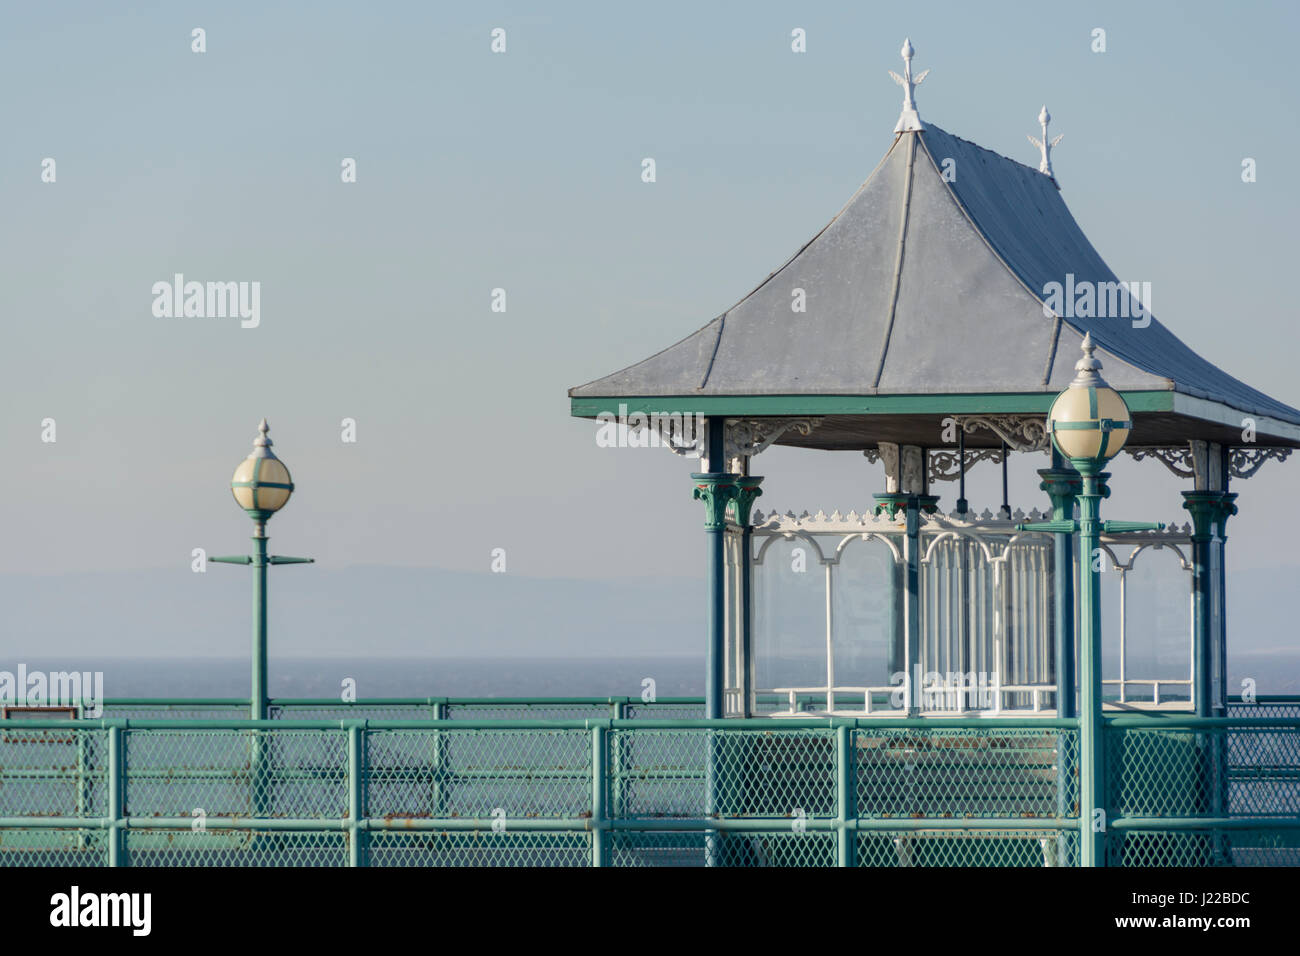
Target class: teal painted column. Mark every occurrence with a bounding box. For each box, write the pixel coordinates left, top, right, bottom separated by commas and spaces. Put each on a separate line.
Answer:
873, 492, 938, 713
1182, 492, 1235, 717
107, 724, 124, 867
1076, 466, 1108, 867
347, 723, 367, 867
693, 474, 738, 720
591, 724, 608, 867
1038, 456, 1081, 864
1212, 490, 1237, 713
692, 419, 734, 869
1038, 456, 1081, 719
1182, 489, 1237, 865
736, 477, 763, 717
835, 724, 856, 867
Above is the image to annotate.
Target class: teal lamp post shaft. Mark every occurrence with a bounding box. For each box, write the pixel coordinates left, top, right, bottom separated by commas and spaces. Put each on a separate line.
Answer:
251, 531, 269, 721
1075, 464, 1106, 866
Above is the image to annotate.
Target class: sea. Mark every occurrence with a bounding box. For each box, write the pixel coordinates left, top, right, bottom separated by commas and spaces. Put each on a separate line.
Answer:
8, 657, 706, 700
8, 651, 1300, 700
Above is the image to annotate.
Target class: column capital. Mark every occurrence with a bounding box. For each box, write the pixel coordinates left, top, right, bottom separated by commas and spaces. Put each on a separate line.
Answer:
691, 473, 740, 530
732, 476, 764, 527
1037, 467, 1082, 521
871, 492, 939, 520
1181, 490, 1238, 541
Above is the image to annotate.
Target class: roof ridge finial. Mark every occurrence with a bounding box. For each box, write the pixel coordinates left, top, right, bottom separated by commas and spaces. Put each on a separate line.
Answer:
1028, 105, 1063, 177
889, 38, 928, 133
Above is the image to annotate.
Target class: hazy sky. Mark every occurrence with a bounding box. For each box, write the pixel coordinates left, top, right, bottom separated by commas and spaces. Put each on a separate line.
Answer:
1, 0, 1297, 600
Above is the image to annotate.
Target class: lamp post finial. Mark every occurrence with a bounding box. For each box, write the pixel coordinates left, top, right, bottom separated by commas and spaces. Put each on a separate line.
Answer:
1070, 332, 1105, 387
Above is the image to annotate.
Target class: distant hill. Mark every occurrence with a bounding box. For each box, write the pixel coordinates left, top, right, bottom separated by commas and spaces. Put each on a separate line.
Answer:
0, 565, 704, 659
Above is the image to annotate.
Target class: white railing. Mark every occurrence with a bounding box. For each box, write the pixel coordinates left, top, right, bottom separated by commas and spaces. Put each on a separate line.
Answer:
746, 506, 1195, 718
1102, 678, 1194, 710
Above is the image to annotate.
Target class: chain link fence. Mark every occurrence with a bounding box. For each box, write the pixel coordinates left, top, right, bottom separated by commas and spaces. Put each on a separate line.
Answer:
1, 710, 1295, 866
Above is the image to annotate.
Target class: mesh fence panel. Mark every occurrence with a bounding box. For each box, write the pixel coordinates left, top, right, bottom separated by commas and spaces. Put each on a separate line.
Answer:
366, 728, 591, 819
123, 829, 348, 867
0, 827, 109, 866
123, 729, 348, 819
607, 831, 838, 866
0, 726, 107, 817
1227, 701, 1300, 720
368, 831, 590, 866
1108, 829, 1300, 867
101, 704, 249, 721
855, 728, 1077, 818
1109, 724, 1300, 818
857, 829, 1079, 867
612, 728, 836, 819
447, 704, 612, 721
272, 704, 437, 721
624, 703, 706, 720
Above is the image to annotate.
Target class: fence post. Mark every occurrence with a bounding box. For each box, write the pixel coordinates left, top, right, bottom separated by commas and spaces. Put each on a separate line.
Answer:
610, 705, 626, 818
591, 723, 608, 867
347, 723, 367, 867
107, 724, 124, 867
836, 724, 856, 867
431, 702, 446, 818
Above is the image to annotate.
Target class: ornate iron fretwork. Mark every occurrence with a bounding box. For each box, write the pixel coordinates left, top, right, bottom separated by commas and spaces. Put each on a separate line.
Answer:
1125, 446, 1196, 479
1229, 446, 1292, 479
724, 418, 823, 462
952, 415, 1049, 452
623, 414, 706, 458
927, 447, 1004, 483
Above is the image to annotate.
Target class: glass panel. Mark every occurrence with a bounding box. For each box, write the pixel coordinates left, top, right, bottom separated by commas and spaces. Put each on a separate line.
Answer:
753, 536, 826, 700
1124, 546, 1192, 703
832, 537, 895, 692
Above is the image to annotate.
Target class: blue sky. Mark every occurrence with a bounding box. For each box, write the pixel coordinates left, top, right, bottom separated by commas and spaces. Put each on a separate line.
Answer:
1, 0, 1297, 602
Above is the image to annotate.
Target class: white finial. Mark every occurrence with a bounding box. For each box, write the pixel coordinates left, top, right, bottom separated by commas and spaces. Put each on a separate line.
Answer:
1070, 332, 1105, 387
888, 38, 929, 133
252, 418, 276, 456
1028, 105, 1063, 177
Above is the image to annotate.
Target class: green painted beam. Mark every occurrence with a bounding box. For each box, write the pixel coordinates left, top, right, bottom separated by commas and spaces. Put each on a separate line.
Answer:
0, 715, 1085, 730
569, 391, 1177, 419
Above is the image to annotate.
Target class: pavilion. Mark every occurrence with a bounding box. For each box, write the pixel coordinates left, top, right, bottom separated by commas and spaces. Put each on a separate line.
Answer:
569, 40, 1299, 725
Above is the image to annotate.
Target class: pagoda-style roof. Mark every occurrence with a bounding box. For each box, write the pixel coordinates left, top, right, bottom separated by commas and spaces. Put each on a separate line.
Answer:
569, 107, 1300, 450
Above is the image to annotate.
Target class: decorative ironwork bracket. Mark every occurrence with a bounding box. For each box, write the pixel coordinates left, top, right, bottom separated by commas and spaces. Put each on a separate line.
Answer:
951, 415, 1049, 453
927, 447, 1004, 483
1127, 443, 1292, 483
1126, 446, 1196, 479
641, 417, 824, 463
1229, 446, 1292, 479
724, 418, 822, 462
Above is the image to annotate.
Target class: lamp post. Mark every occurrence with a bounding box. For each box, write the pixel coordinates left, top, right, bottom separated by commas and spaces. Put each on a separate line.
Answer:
210, 420, 313, 721
1019, 334, 1159, 866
